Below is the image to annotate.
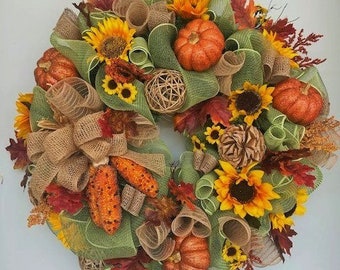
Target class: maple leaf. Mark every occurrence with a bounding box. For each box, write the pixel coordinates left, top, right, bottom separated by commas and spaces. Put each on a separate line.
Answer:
98, 109, 138, 138
263, 18, 296, 42
168, 179, 196, 210
6, 135, 30, 169
144, 196, 180, 226
231, 0, 257, 30
105, 247, 152, 270
45, 183, 84, 214
260, 148, 311, 174
106, 249, 150, 270
279, 160, 316, 188
270, 225, 297, 260
174, 96, 231, 135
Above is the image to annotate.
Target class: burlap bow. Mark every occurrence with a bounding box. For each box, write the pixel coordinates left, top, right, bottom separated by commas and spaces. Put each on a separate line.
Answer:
27, 77, 165, 202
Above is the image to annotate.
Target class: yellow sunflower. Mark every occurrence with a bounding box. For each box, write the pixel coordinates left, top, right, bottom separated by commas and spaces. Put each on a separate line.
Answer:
222, 240, 248, 270
47, 212, 70, 249
14, 93, 33, 139
263, 29, 299, 68
270, 188, 308, 231
229, 81, 274, 126
167, 0, 210, 20
116, 83, 138, 104
191, 135, 206, 152
204, 124, 224, 145
214, 161, 280, 218
102, 74, 120, 95
83, 17, 135, 64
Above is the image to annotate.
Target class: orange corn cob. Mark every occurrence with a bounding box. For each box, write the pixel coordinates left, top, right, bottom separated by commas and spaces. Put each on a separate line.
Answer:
85, 165, 122, 235
110, 156, 159, 198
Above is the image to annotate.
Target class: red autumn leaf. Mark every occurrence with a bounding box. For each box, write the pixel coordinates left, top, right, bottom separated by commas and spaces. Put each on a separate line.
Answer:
260, 148, 311, 174
173, 102, 203, 135
144, 196, 179, 226
263, 18, 296, 42
45, 183, 84, 214
105, 247, 152, 270
6, 136, 30, 169
279, 160, 316, 188
231, 0, 257, 29
168, 179, 196, 210
174, 96, 231, 135
270, 225, 297, 260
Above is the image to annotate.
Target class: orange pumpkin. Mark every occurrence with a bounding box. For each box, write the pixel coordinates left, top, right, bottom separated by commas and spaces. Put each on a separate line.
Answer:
272, 78, 323, 125
163, 234, 210, 270
174, 19, 225, 72
34, 48, 79, 90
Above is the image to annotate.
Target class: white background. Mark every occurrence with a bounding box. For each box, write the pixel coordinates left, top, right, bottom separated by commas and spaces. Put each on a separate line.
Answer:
0, 0, 339, 269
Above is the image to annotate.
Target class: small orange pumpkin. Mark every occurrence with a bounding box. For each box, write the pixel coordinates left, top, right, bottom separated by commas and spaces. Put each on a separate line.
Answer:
174, 19, 225, 72
162, 234, 210, 270
272, 78, 324, 125
34, 48, 79, 90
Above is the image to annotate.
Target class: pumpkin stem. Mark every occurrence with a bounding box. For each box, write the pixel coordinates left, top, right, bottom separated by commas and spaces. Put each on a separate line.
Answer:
188, 32, 200, 44
167, 251, 181, 264
38, 61, 51, 72
301, 83, 311, 95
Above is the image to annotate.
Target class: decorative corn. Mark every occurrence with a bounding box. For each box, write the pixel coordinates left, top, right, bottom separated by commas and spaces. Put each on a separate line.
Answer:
110, 156, 159, 198
85, 165, 122, 235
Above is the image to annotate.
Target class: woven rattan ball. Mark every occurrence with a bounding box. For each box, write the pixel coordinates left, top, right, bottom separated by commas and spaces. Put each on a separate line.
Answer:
145, 69, 186, 113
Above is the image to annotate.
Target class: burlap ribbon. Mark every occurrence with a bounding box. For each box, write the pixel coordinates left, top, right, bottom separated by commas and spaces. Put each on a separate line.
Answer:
212, 51, 246, 96
27, 77, 165, 202
136, 222, 175, 261
171, 205, 212, 238
262, 47, 291, 84
218, 215, 251, 247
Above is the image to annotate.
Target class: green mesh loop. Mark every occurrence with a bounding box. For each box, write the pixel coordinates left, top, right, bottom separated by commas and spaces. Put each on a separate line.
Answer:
50, 32, 99, 84
208, 0, 237, 38
259, 106, 305, 151
195, 172, 217, 200
200, 196, 221, 216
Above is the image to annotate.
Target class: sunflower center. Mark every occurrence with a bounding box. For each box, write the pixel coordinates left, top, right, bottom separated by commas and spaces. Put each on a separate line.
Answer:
194, 141, 202, 150
227, 247, 237, 257
235, 90, 262, 114
121, 88, 132, 98
100, 36, 127, 59
108, 79, 118, 90
210, 129, 220, 140
230, 180, 256, 204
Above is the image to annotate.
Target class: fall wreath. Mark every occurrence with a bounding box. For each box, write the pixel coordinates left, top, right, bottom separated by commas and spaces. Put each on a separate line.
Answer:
6, 0, 340, 269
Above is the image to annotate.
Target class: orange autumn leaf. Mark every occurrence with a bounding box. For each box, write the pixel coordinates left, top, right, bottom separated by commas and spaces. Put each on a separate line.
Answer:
168, 179, 196, 210
231, 0, 257, 30
279, 160, 316, 188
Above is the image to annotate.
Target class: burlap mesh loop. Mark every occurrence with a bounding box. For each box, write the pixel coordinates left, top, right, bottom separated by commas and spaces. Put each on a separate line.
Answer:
54, 8, 82, 40
126, 0, 149, 36
56, 154, 89, 191
46, 77, 103, 123
27, 130, 50, 163
144, 69, 186, 114
218, 215, 252, 247
148, 1, 175, 31
212, 51, 246, 96
262, 47, 290, 84
43, 125, 77, 164
171, 205, 212, 238
111, 0, 135, 17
